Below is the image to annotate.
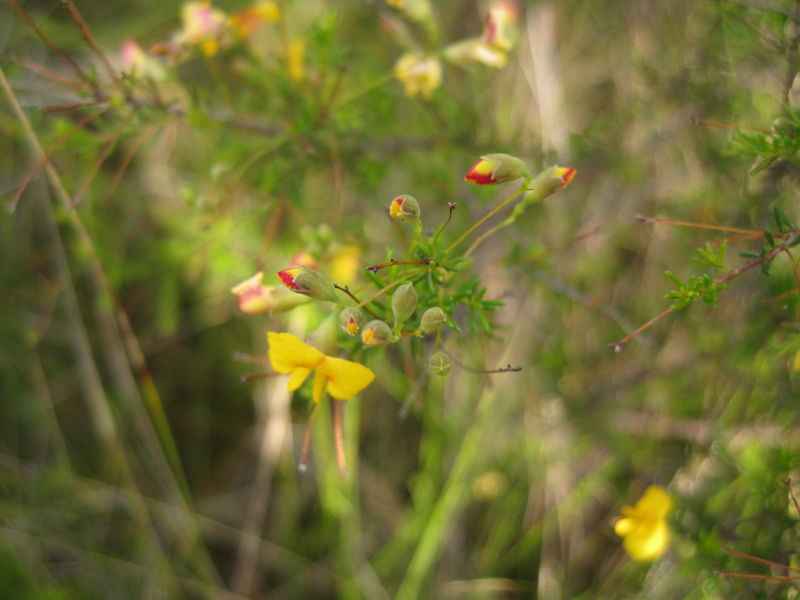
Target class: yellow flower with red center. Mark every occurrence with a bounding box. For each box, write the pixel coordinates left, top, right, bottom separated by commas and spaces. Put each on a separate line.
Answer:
394, 53, 442, 99
614, 485, 673, 561
268, 332, 374, 402
389, 195, 420, 222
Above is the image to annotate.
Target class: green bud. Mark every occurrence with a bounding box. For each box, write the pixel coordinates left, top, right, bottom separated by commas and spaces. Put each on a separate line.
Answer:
361, 319, 393, 346
419, 307, 446, 333
277, 266, 339, 303
389, 194, 421, 222
339, 307, 366, 336
428, 351, 452, 376
392, 283, 418, 326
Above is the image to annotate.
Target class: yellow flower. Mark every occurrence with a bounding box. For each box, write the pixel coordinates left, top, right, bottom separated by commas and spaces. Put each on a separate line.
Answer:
614, 485, 673, 561
268, 332, 375, 402
394, 53, 442, 99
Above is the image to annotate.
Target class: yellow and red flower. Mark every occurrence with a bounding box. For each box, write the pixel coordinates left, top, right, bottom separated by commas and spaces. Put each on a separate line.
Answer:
465, 153, 530, 185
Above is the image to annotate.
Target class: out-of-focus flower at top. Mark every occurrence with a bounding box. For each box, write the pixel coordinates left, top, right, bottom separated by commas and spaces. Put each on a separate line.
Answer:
483, 0, 519, 52
229, 1, 281, 38
444, 38, 507, 68
178, 1, 229, 56
120, 40, 166, 80
329, 245, 360, 285
231, 272, 310, 314
465, 153, 530, 185
394, 53, 442, 99
614, 485, 673, 562
268, 332, 375, 402
289, 250, 318, 271
444, 1, 519, 69
387, 0, 433, 25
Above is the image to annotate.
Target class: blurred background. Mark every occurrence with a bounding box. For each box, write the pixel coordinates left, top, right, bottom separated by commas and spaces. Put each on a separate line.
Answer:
2, 0, 800, 598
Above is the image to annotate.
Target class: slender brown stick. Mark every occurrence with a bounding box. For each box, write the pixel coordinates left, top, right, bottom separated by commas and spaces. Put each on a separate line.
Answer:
725, 546, 800, 574
636, 215, 761, 236
366, 257, 430, 272
693, 118, 773, 134
9, 0, 95, 92
72, 136, 119, 206
10, 109, 106, 212
12, 55, 86, 91
610, 233, 800, 350
60, 0, 122, 88
298, 404, 318, 472
332, 399, 347, 476
718, 571, 800, 581
609, 308, 676, 352
357, 271, 420, 309
333, 284, 380, 319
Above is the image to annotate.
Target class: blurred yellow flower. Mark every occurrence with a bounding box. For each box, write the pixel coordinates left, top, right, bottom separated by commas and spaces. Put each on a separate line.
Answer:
330, 245, 360, 285
268, 332, 375, 402
394, 53, 442, 99
179, 1, 228, 56
288, 38, 306, 82
230, 1, 281, 38
614, 485, 673, 561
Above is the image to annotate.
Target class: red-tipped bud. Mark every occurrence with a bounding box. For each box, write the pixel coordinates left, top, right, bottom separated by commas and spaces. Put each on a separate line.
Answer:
231, 272, 309, 314
277, 265, 339, 303
465, 153, 530, 185
339, 307, 365, 336
389, 194, 421, 222
361, 320, 393, 346
523, 165, 577, 202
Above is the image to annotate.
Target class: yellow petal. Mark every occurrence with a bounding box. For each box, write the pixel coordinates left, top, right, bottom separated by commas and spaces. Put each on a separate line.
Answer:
637, 485, 673, 519
287, 367, 311, 392
319, 356, 375, 400
614, 517, 634, 536
622, 518, 670, 562
312, 369, 326, 403
267, 332, 325, 373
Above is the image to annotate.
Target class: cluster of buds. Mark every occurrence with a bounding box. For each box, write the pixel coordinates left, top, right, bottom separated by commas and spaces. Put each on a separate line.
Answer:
234, 150, 575, 384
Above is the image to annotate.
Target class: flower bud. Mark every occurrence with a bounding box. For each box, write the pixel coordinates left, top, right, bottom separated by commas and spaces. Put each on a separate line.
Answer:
361, 320, 393, 346
419, 306, 446, 333
389, 194, 421, 222
428, 351, 452, 376
526, 165, 576, 199
465, 153, 530, 185
231, 272, 310, 314
339, 307, 365, 336
277, 265, 339, 303
391, 283, 418, 326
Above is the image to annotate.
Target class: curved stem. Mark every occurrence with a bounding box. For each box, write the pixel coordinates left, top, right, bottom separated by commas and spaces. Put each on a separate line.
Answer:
445, 184, 526, 255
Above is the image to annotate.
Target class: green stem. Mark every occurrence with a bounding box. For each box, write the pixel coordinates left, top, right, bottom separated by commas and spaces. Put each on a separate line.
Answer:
444, 183, 527, 255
